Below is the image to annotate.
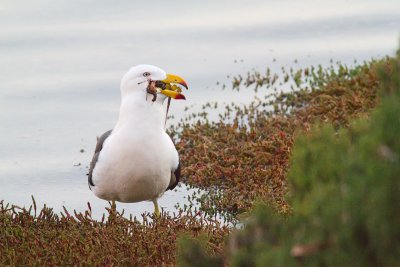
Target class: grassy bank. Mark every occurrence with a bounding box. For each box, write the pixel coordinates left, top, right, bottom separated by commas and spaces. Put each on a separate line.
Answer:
1, 53, 397, 265
179, 50, 400, 267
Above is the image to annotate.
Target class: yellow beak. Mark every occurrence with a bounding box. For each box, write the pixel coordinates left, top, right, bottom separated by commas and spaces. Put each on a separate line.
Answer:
160, 74, 188, 100
160, 88, 186, 100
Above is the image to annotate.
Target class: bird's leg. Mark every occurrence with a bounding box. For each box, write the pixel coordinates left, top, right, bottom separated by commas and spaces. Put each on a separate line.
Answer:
111, 200, 116, 212
108, 200, 117, 223
152, 199, 160, 217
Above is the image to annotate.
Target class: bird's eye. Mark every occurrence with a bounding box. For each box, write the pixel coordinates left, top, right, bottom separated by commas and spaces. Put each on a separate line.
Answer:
143, 72, 151, 77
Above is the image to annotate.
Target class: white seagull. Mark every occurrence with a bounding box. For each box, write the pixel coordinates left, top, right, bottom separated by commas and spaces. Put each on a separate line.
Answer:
87, 65, 188, 216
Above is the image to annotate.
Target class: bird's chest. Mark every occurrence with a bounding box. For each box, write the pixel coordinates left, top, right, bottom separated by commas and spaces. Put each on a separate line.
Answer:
98, 129, 171, 179
94, 131, 171, 201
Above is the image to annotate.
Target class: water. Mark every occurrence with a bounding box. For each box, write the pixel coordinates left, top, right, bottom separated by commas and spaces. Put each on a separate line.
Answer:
1, 0, 399, 219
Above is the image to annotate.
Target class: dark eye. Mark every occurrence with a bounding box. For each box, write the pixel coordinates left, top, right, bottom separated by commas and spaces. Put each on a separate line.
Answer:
143, 72, 151, 77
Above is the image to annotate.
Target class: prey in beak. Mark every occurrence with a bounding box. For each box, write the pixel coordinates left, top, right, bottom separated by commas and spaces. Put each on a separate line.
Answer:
158, 73, 188, 100
148, 73, 188, 126
146, 74, 188, 102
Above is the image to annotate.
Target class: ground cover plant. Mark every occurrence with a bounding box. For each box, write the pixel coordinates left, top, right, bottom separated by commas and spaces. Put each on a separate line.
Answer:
1, 51, 397, 265
175, 56, 383, 221
178, 50, 400, 266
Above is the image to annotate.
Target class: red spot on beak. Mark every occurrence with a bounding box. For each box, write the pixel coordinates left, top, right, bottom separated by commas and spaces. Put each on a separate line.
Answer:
175, 94, 186, 100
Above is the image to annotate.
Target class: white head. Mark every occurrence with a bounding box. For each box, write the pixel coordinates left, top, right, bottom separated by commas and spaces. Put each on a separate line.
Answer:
120, 64, 187, 102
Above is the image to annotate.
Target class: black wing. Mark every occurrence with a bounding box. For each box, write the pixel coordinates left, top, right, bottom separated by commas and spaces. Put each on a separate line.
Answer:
87, 129, 112, 188
167, 162, 181, 191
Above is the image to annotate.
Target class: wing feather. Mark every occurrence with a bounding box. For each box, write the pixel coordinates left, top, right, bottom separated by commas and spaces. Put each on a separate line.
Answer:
167, 162, 181, 191
87, 129, 112, 188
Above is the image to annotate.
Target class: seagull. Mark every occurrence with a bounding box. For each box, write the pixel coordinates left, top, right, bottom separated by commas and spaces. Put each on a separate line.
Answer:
87, 64, 188, 216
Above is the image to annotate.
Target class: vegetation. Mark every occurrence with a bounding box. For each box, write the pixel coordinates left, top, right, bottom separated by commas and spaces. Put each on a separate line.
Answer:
178, 51, 400, 266
175, 56, 381, 221
1, 49, 398, 265
0, 201, 227, 266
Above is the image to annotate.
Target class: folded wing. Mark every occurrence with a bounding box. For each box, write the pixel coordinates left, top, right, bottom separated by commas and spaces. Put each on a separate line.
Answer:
87, 129, 112, 188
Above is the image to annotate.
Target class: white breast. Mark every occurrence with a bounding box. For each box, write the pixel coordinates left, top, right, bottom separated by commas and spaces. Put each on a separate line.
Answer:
91, 93, 179, 203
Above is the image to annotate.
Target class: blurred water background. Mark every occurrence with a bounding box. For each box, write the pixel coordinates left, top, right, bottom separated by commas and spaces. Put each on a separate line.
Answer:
1, 0, 399, 219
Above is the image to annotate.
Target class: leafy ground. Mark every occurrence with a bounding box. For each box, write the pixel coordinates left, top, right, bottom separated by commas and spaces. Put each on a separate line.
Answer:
175, 57, 381, 222
0, 53, 396, 265
179, 49, 400, 266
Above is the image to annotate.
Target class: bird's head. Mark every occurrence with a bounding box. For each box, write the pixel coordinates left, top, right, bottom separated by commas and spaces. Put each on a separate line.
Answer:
120, 64, 188, 102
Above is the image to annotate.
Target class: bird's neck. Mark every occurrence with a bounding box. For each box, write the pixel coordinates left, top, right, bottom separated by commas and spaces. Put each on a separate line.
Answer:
115, 91, 166, 131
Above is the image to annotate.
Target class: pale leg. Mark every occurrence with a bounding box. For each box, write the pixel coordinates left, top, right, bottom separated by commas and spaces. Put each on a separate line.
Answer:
111, 200, 116, 212
152, 199, 160, 217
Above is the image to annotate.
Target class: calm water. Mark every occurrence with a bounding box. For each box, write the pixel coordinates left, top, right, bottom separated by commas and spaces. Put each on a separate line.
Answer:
1, 0, 399, 219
